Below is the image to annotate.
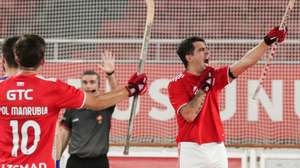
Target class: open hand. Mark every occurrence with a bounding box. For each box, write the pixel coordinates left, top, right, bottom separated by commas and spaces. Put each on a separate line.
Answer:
99, 50, 115, 75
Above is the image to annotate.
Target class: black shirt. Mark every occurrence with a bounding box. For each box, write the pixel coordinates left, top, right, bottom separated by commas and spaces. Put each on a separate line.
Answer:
61, 106, 115, 158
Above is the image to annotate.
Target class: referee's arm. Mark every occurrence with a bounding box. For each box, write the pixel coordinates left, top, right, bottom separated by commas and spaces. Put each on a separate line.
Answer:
57, 125, 71, 159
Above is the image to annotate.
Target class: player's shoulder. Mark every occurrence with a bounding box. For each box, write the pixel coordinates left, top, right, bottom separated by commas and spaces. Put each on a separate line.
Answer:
204, 65, 217, 72
168, 72, 186, 91
0, 76, 8, 83
0, 76, 12, 86
169, 72, 185, 84
32, 75, 68, 90
205, 65, 229, 73
63, 108, 76, 117
35, 75, 58, 82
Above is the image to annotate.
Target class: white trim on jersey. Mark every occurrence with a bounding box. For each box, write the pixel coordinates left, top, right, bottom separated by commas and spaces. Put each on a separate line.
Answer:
170, 73, 185, 83
35, 75, 57, 82
177, 103, 187, 114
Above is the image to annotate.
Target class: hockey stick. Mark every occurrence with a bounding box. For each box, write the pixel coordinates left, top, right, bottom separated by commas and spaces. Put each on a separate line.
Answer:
123, 0, 155, 155
252, 0, 295, 99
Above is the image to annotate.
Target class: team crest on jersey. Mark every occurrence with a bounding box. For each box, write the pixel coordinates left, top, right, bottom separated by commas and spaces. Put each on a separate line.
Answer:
17, 82, 24, 87
97, 115, 103, 124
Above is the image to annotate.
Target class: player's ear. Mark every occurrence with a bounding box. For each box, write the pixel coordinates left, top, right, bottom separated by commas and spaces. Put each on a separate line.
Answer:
186, 54, 193, 63
40, 58, 45, 66
2, 56, 6, 64
1, 56, 5, 72
15, 57, 20, 66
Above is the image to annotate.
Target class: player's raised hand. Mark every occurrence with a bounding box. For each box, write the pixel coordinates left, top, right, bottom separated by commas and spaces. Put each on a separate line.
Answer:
126, 72, 148, 97
264, 26, 287, 46
99, 50, 115, 75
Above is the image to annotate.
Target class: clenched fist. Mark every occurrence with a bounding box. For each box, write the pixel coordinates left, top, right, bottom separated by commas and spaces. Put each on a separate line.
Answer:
264, 26, 287, 46
126, 72, 148, 97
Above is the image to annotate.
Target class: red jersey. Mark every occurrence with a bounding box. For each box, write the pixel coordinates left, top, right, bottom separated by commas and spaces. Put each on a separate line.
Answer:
168, 66, 229, 144
0, 73, 85, 168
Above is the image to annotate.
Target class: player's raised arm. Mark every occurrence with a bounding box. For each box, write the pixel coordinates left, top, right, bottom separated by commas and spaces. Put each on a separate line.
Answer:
229, 27, 287, 79
83, 72, 147, 111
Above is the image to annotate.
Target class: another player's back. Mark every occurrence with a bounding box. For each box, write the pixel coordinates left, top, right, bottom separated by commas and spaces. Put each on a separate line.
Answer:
0, 73, 84, 167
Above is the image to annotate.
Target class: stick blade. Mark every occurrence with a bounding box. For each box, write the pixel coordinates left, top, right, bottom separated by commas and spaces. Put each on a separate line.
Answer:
146, 0, 155, 25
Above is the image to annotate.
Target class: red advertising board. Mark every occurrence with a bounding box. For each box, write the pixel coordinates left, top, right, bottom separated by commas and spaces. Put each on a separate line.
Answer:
41, 63, 300, 145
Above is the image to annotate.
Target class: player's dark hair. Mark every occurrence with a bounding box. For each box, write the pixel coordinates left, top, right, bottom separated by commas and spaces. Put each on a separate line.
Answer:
177, 36, 206, 68
14, 34, 46, 69
2, 36, 19, 68
82, 70, 100, 87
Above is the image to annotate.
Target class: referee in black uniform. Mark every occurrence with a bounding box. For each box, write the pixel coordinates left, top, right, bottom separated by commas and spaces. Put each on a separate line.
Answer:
57, 51, 119, 168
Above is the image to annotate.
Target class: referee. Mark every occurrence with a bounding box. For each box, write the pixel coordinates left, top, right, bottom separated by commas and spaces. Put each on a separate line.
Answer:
58, 51, 119, 168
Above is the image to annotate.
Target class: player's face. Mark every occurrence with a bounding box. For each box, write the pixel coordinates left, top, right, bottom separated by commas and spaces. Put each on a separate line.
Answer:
189, 41, 209, 72
81, 74, 99, 95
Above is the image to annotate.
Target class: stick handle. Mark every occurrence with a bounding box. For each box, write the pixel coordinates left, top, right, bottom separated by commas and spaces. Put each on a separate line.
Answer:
252, 0, 295, 99
123, 0, 155, 155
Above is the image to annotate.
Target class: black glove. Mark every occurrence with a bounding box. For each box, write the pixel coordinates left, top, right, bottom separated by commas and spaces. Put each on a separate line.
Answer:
198, 71, 214, 93
264, 26, 287, 46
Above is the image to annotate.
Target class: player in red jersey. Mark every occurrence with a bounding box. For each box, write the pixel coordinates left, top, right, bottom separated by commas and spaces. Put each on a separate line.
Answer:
0, 36, 20, 81
0, 34, 147, 168
168, 27, 287, 168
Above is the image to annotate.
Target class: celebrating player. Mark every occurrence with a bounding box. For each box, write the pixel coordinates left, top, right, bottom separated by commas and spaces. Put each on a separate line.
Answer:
0, 34, 147, 168
168, 27, 287, 168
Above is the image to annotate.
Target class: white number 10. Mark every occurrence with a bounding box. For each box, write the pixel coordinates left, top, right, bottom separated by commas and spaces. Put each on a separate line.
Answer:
10, 120, 41, 157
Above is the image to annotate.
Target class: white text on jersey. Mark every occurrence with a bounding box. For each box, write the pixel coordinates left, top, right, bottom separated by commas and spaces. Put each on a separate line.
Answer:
0, 106, 48, 116
1, 162, 47, 168
7, 89, 33, 101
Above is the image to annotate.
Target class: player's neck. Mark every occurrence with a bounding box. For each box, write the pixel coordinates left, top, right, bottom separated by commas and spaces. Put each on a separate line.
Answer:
18, 68, 38, 75
5, 68, 19, 77
18, 66, 39, 74
186, 65, 206, 76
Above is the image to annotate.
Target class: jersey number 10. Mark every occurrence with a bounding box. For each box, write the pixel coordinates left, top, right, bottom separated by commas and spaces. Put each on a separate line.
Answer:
10, 120, 41, 157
